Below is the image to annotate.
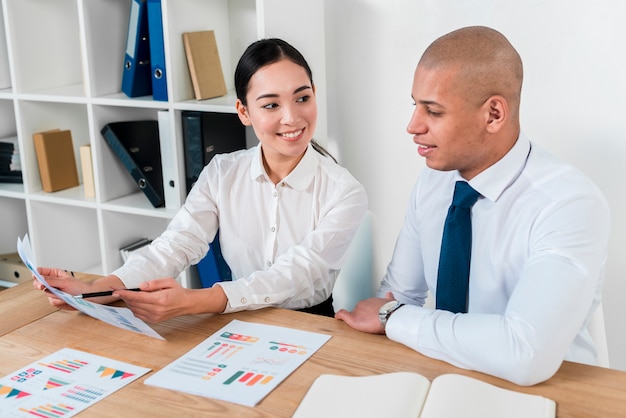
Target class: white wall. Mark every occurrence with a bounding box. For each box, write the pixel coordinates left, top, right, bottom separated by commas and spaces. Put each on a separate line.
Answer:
324, 0, 626, 370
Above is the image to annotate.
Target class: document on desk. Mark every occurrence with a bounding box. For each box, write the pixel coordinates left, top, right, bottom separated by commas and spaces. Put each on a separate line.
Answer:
293, 372, 555, 418
0, 347, 150, 417
16, 235, 165, 340
145, 319, 331, 407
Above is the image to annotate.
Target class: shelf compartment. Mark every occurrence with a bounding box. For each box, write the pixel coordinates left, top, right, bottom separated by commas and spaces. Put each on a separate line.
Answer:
80, 0, 131, 99
164, 0, 257, 103
0, 2, 12, 91
90, 104, 161, 207
100, 209, 170, 273
100, 191, 178, 219
3, 0, 84, 97
28, 200, 101, 273
16, 100, 89, 197
0, 98, 22, 194
0, 98, 16, 139
0, 196, 27, 253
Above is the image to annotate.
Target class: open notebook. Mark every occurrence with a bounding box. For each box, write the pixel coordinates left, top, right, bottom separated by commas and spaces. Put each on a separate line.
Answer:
292, 372, 555, 418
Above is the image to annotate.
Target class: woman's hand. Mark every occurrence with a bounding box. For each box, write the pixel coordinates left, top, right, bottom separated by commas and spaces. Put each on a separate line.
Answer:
32, 267, 88, 310
33, 269, 126, 309
115, 278, 228, 323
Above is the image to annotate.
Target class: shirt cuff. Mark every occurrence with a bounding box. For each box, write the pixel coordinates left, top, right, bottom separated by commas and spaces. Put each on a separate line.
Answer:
216, 281, 276, 313
385, 304, 431, 350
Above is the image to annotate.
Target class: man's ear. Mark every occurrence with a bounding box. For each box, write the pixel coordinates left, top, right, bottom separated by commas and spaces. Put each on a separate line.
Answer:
485, 96, 508, 133
235, 100, 252, 126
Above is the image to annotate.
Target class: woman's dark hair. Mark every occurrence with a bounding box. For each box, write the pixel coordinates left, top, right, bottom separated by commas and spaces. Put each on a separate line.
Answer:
234, 38, 336, 162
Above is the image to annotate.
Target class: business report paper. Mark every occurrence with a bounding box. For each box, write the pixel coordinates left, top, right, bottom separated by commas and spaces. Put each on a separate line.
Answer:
17, 234, 164, 340
145, 319, 331, 406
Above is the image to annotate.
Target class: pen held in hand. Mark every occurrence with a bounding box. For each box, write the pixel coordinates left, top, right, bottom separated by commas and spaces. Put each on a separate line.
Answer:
74, 288, 142, 299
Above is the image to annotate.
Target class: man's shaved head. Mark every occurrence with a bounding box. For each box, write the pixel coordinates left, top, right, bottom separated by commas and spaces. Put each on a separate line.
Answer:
419, 26, 523, 117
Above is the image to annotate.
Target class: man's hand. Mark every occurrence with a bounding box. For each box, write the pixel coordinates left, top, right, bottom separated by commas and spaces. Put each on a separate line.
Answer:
335, 292, 396, 334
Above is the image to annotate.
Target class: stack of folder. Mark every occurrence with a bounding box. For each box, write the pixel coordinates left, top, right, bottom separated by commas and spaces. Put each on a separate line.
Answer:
0, 137, 22, 184
122, 0, 168, 101
181, 111, 246, 193
101, 120, 165, 208
119, 238, 152, 262
121, 0, 227, 102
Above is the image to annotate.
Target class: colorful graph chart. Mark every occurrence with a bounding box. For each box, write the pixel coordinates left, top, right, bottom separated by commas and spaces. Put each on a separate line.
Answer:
45, 377, 71, 390
19, 403, 75, 417
170, 357, 228, 381
96, 366, 135, 380
206, 342, 245, 360
144, 320, 331, 407
223, 371, 274, 386
39, 359, 88, 374
10, 368, 43, 383
0, 384, 30, 399
268, 341, 308, 355
0, 348, 150, 418
62, 385, 105, 404
220, 332, 259, 344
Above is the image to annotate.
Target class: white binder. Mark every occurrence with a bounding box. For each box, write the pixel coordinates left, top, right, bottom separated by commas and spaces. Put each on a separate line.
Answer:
158, 110, 184, 209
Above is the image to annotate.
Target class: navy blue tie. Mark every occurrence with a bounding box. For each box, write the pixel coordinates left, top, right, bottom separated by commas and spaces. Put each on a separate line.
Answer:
436, 181, 481, 314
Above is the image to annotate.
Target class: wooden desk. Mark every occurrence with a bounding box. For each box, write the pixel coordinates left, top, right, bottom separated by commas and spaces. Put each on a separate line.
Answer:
0, 272, 97, 336
1, 282, 625, 417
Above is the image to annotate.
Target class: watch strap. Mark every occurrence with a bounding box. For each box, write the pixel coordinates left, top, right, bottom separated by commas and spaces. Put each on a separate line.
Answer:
379, 301, 404, 330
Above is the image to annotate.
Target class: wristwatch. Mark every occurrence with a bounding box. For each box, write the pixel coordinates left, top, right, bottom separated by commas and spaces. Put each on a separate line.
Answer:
378, 300, 405, 330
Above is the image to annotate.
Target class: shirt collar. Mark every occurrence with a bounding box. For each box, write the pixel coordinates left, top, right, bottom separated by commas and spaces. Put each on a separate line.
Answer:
250, 143, 266, 181
249, 143, 318, 190
469, 133, 531, 202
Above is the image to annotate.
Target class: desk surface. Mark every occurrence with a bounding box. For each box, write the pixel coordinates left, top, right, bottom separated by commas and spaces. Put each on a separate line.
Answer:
0, 277, 57, 335
0, 272, 95, 336
1, 282, 625, 417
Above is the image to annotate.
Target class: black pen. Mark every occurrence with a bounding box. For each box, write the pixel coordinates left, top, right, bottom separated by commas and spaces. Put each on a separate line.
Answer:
74, 288, 142, 299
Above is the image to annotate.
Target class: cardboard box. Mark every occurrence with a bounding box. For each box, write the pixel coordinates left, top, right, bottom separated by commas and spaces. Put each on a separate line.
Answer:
0, 252, 31, 283
33, 129, 79, 192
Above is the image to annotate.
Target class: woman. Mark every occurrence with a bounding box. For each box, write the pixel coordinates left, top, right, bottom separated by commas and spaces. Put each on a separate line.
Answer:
34, 38, 367, 321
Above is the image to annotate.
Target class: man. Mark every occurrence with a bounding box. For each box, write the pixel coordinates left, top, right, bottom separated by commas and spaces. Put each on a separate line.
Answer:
335, 26, 610, 386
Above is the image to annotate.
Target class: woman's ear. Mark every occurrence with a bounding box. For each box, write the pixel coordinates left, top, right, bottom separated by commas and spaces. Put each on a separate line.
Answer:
236, 100, 252, 126
485, 95, 508, 133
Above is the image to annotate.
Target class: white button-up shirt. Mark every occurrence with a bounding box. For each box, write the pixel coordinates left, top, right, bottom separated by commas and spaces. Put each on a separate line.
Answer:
113, 143, 368, 313
380, 133, 610, 385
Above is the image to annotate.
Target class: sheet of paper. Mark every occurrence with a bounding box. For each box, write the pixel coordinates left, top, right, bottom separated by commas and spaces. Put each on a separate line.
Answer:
421, 374, 556, 418
145, 319, 331, 407
292, 372, 430, 418
17, 234, 165, 340
0, 348, 150, 417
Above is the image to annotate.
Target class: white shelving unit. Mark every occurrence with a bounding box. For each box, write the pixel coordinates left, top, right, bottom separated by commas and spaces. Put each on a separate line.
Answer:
0, 0, 327, 288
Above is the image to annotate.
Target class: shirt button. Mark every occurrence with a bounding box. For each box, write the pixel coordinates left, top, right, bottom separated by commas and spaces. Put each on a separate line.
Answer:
241, 297, 247, 304
267, 261, 272, 267
271, 226, 276, 232
273, 191, 278, 197
264, 297, 271, 303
